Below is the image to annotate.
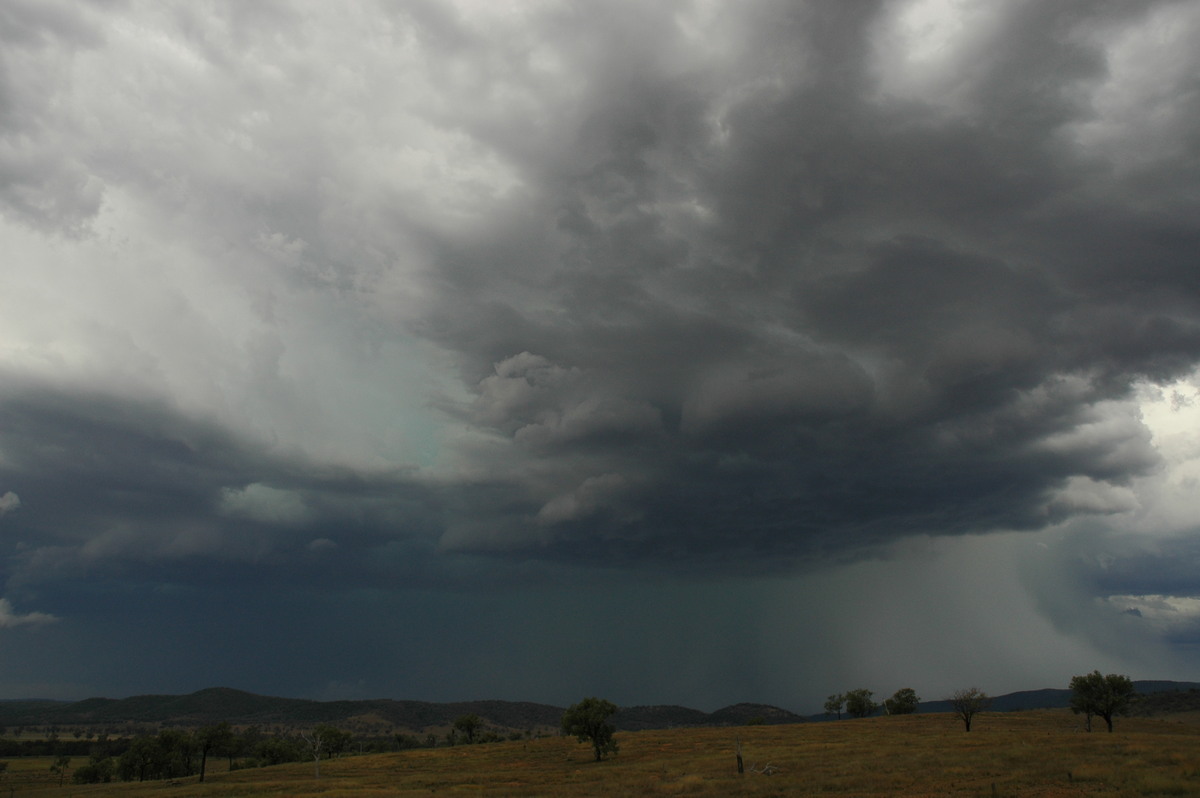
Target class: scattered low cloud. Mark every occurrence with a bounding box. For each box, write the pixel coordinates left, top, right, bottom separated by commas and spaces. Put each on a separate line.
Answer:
0, 598, 57, 629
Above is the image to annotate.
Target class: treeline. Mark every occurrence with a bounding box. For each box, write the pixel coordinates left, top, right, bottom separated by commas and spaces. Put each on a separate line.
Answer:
1127, 687, 1200, 717
823, 687, 921, 719
820, 672, 1139, 734
67, 722, 361, 784
3, 713, 542, 785
0, 736, 99, 757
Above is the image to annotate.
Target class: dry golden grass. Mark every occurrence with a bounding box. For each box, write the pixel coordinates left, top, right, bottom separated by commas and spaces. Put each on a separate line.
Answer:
13, 711, 1200, 797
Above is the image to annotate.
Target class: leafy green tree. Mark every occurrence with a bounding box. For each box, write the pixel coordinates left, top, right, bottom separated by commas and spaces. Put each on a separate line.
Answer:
454, 714, 482, 744
884, 688, 920, 715
395, 733, 422, 750
73, 751, 115, 784
237, 725, 264, 766
117, 736, 160, 782
196, 721, 234, 783
256, 736, 303, 766
318, 724, 353, 758
561, 697, 619, 762
844, 689, 877, 718
157, 728, 196, 778
949, 687, 990, 732
824, 694, 845, 720
1069, 671, 1135, 733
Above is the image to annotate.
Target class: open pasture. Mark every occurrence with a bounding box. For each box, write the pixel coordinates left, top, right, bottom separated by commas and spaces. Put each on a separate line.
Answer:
14, 711, 1200, 797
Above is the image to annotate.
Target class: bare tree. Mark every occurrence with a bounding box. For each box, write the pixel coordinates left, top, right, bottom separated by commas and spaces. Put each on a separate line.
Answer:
824, 694, 845, 720
299, 730, 325, 779
949, 688, 990, 731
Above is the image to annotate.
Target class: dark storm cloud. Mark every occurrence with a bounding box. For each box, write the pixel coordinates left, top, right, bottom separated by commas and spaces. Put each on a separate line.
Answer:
0, 0, 1193, 579
3, 0, 1200, 705
421, 1, 1199, 569
0, 376, 445, 596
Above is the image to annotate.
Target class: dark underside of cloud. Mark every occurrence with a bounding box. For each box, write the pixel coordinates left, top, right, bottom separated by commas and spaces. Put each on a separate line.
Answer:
414, 1, 1200, 569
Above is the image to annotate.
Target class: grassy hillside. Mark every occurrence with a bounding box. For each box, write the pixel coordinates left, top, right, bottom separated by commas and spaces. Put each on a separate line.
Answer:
13, 710, 1200, 797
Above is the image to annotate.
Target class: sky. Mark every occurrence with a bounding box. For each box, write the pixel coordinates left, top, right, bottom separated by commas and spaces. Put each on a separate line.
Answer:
2, 0, 1200, 715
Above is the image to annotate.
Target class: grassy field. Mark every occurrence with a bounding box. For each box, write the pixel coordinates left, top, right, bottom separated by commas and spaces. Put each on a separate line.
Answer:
7, 710, 1200, 797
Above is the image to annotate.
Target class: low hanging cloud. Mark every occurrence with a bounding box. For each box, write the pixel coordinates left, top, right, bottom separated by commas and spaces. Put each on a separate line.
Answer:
0, 492, 19, 516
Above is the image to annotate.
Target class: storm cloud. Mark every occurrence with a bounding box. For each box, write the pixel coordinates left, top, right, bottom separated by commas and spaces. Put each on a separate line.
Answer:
3, 0, 1200, 709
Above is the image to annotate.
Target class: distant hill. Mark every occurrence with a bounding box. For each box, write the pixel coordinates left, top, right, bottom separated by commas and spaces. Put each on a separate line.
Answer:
0, 688, 801, 735
5, 680, 1199, 734
916, 688, 1074, 715
613, 703, 806, 731
808, 680, 1200, 721
0, 688, 567, 735
1128, 686, 1200, 717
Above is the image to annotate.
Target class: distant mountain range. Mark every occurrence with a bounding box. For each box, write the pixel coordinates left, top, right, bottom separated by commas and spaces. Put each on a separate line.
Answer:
2, 681, 1198, 735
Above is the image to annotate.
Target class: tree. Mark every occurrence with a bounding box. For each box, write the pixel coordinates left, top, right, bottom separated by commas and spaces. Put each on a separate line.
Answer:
824, 694, 845, 720
561, 697, 619, 761
454, 714, 482, 744
949, 688, 990, 732
395, 733, 422, 750
1069, 671, 1135, 733
72, 753, 115, 784
885, 688, 920, 715
255, 736, 303, 766
300, 728, 326, 779
844, 689, 877, 718
50, 755, 71, 787
321, 725, 353, 758
196, 722, 234, 783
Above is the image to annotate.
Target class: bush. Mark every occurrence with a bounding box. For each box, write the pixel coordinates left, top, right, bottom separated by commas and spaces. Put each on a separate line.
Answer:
72, 756, 115, 784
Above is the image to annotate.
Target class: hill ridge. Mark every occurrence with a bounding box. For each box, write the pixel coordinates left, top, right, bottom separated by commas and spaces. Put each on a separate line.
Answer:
0, 688, 804, 734
5, 680, 1200, 733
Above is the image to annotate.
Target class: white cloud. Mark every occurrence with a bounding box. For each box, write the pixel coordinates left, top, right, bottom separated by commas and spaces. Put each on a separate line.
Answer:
1102, 595, 1200, 636
219, 483, 310, 526
1046, 476, 1139, 516
536, 473, 628, 526
0, 491, 19, 516
0, 598, 57, 629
